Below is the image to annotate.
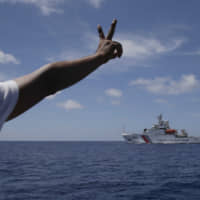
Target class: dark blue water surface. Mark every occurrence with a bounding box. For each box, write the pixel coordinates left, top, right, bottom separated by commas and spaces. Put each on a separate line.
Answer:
0, 142, 200, 200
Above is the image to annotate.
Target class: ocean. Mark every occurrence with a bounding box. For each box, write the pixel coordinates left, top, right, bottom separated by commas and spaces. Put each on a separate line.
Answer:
0, 142, 200, 200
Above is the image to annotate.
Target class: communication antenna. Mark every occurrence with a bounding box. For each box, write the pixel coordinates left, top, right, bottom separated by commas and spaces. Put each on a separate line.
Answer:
122, 125, 126, 133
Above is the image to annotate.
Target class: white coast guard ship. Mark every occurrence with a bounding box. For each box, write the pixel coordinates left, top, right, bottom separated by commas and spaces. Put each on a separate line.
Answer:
122, 114, 200, 144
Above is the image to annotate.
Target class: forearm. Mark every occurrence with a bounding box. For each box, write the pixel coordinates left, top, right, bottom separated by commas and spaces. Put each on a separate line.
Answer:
49, 52, 105, 92
7, 53, 104, 120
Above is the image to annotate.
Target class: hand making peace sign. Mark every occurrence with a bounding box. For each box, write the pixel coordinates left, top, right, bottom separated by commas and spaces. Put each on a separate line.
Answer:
96, 19, 123, 64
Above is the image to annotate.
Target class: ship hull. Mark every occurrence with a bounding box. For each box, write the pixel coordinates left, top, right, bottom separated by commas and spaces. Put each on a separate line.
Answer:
147, 134, 200, 144
122, 133, 200, 144
122, 133, 145, 144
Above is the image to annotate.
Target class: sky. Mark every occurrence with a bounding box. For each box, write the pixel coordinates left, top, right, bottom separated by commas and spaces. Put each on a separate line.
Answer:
1, 0, 200, 141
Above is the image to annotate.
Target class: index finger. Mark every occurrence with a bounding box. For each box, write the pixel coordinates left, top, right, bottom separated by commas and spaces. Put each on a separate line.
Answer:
106, 19, 117, 40
97, 25, 105, 39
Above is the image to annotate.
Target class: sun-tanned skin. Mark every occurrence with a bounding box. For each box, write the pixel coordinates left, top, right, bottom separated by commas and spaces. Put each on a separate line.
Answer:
7, 19, 123, 121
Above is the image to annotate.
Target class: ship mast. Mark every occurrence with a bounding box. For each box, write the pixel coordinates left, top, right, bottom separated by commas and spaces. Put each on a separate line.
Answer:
158, 114, 163, 125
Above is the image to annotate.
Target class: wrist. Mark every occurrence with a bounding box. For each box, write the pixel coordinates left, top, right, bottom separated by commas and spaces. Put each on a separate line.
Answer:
95, 52, 107, 65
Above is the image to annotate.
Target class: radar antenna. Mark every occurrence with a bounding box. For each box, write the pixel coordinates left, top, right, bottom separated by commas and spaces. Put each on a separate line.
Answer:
158, 114, 162, 124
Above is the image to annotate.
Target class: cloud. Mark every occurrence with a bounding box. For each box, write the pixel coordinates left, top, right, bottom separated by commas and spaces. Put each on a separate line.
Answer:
0, 50, 20, 64
58, 99, 83, 110
0, 0, 65, 15
46, 49, 87, 63
191, 98, 200, 103
87, 0, 104, 8
182, 50, 200, 56
46, 91, 61, 100
105, 88, 122, 97
116, 34, 184, 59
85, 31, 185, 59
81, 32, 185, 73
154, 98, 168, 104
0, 0, 105, 15
83, 32, 99, 50
130, 74, 199, 95
192, 113, 200, 118
111, 100, 120, 105
96, 96, 104, 103
0, 72, 7, 81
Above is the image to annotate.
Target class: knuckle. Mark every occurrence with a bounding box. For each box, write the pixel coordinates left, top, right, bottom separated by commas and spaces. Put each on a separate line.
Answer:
106, 41, 111, 45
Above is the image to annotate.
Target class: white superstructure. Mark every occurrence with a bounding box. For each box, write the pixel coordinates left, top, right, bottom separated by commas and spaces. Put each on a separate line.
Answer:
122, 114, 200, 144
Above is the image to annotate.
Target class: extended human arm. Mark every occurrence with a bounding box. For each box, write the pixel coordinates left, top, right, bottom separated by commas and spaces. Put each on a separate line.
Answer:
7, 19, 123, 120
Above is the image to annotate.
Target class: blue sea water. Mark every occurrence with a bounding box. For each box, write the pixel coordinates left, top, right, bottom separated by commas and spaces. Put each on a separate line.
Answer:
0, 142, 200, 200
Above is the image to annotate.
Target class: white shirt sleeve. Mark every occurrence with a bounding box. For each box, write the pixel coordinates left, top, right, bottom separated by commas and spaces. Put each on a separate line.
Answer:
0, 80, 19, 130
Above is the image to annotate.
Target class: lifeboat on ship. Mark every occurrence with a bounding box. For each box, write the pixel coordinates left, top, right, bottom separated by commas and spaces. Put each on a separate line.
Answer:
165, 129, 177, 134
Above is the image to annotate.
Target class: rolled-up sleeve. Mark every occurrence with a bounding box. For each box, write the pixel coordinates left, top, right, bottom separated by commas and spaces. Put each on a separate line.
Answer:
0, 80, 19, 130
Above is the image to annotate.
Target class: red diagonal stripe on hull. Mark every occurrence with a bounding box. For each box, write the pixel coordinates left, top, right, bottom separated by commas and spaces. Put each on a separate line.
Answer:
142, 135, 150, 144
